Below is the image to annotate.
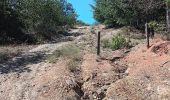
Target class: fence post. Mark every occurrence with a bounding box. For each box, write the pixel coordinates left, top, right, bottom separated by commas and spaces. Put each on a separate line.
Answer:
145, 23, 150, 48
97, 31, 101, 56
150, 27, 155, 38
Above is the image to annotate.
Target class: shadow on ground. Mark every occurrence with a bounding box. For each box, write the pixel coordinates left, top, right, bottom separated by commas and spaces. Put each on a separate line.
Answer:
0, 51, 46, 74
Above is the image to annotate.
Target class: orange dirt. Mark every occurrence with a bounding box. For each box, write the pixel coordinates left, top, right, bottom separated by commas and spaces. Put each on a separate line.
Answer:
81, 53, 128, 99
105, 38, 170, 100
125, 38, 170, 81
81, 54, 114, 82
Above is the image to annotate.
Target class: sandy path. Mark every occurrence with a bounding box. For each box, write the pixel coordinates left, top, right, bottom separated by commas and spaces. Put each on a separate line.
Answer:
0, 26, 127, 100
0, 26, 91, 100
0, 41, 72, 100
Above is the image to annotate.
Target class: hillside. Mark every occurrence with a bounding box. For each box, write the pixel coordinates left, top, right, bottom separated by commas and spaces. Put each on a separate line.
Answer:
0, 25, 170, 100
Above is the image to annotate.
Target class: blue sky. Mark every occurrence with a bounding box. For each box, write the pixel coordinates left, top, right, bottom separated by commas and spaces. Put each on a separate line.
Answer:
68, 0, 95, 24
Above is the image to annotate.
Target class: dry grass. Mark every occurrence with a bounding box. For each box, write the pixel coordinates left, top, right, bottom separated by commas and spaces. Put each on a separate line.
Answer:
48, 44, 83, 72
0, 45, 35, 63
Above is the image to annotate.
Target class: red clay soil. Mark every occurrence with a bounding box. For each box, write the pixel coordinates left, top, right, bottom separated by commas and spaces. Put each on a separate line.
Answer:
125, 39, 170, 80
105, 38, 170, 100
81, 54, 124, 99
81, 54, 113, 79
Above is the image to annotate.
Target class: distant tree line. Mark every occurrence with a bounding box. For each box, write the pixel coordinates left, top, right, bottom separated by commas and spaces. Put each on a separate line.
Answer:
0, 0, 77, 44
92, 0, 168, 31
76, 20, 89, 26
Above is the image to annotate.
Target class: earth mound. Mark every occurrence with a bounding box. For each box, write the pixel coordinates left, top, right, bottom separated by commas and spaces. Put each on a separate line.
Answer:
105, 39, 170, 100
149, 41, 170, 55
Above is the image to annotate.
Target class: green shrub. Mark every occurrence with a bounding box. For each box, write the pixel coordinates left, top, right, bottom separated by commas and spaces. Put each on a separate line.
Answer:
148, 21, 166, 34
111, 35, 127, 50
0, 0, 77, 44
148, 21, 158, 29
102, 34, 128, 50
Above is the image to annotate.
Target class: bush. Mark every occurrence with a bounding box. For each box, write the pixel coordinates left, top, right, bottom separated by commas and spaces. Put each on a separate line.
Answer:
111, 35, 127, 50
102, 34, 128, 50
0, 0, 77, 44
67, 58, 81, 72
48, 44, 82, 72
148, 21, 166, 34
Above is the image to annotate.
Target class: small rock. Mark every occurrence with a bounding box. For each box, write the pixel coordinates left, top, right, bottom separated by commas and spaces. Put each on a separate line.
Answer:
97, 89, 102, 95
105, 82, 111, 85
65, 78, 77, 88
101, 85, 109, 91
96, 58, 102, 62
84, 76, 90, 82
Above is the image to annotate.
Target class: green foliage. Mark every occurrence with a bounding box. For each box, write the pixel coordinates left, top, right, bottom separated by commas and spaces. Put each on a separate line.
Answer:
92, 0, 133, 26
19, 0, 77, 33
148, 21, 159, 29
93, 0, 165, 29
166, 0, 170, 3
0, 0, 77, 44
0, 0, 25, 44
102, 34, 128, 50
148, 21, 166, 34
111, 35, 127, 50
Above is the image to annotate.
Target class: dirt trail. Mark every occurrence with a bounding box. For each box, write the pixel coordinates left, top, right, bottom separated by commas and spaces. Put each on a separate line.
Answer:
79, 50, 129, 99
0, 25, 127, 100
0, 26, 91, 100
1, 25, 169, 100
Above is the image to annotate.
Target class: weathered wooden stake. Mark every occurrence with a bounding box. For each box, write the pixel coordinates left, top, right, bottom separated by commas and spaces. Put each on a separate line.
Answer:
97, 31, 101, 56
145, 23, 150, 48
150, 28, 155, 39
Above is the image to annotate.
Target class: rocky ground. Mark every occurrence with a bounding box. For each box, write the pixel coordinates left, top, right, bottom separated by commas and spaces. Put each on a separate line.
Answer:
0, 25, 170, 100
105, 39, 170, 100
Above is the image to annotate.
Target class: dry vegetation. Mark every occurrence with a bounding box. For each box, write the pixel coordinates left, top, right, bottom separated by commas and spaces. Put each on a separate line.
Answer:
0, 45, 35, 63
48, 44, 83, 72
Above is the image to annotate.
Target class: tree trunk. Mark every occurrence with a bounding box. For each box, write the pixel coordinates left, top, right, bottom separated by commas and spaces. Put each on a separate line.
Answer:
166, 2, 170, 39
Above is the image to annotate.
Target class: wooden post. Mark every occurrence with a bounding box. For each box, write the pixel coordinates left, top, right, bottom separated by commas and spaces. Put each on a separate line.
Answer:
145, 23, 150, 48
166, 2, 170, 34
97, 31, 101, 56
150, 28, 155, 39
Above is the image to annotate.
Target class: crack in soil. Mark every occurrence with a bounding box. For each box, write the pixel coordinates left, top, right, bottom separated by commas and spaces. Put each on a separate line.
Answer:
71, 56, 129, 100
